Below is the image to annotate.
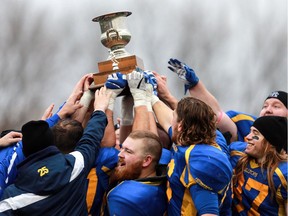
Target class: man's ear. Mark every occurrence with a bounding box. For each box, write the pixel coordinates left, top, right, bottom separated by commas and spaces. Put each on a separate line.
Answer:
142, 155, 153, 168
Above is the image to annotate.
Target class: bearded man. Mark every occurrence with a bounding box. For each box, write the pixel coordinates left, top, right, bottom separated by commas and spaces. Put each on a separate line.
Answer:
89, 70, 168, 216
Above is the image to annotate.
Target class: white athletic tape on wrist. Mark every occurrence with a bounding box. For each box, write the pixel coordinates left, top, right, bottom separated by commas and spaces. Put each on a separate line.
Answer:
79, 90, 94, 108
151, 94, 160, 106
107, 91, 119, 111
130, 89, 146, 107
146, 84, 153, 112
147, 101, 153, 112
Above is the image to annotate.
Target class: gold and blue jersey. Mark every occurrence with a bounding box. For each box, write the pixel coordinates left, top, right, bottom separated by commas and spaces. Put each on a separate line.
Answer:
233, 160, 287, 216
229, 141, 247, 169
91, 147, 169, 216
167, 143, 233, 215
88, 147, 119, 216
226, 110, 257, 142
107, 177, 167, 215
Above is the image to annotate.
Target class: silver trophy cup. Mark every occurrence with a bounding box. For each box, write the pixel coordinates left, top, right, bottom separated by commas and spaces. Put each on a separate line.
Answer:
92, 11, 132, 60
91, 11, 144, 90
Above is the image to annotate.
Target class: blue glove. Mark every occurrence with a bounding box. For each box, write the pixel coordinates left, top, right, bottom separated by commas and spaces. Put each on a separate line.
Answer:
105, 72, 127, 110
168, 58, 199, 93
105, 72, 127, 90
143, 70, 158, 95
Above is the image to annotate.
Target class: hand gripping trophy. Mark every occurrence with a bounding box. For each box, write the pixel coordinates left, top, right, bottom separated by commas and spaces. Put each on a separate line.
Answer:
91, 11, 144, 89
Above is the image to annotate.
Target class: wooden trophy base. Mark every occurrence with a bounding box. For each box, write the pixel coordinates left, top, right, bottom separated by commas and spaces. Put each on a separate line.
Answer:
90, 55, 144, 91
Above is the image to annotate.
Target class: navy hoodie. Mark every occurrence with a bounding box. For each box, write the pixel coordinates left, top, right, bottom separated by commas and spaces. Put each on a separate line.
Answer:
0, 111, 107, 216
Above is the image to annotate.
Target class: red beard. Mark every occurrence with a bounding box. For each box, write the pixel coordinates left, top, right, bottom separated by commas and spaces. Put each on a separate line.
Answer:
109, 159, 143, 185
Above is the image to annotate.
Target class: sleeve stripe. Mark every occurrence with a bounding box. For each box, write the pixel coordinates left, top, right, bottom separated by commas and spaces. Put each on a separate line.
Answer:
0, 193, 48, 212
230, 150, 245, 157
275, 167, 287, 189
231, 114, 255, 122
69, 151, 85, 182
5, 150, 18, 184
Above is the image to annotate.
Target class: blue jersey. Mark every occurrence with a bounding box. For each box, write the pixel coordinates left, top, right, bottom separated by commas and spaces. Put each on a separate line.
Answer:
226, 110, 257, 142
107, 177, 167, 216
168, 127, 229, 158
167, 143, 232, 215
229, 141, 247, 169
89, 147, 119, 216
92, 147, 170, 216
233, 159, 287, 216
0, 142, 25, 199
0, 144, 16, 163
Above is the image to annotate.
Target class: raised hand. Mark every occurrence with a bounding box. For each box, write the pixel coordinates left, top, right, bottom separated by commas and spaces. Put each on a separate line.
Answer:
58, 93, 83, 119
143, 70, 158, 96
94, 86, 112, 112
58, 74, 95, 119
127, 70, 146, 90
105, 72, 127, 110
127, 70, 146, 107
69, 73, 94, 101
168, 58, 199, 93
41, 103, 55, 120
105, 72, 127, 91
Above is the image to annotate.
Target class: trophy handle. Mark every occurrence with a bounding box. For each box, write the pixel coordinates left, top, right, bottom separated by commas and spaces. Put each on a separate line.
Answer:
106, 28, 121, 42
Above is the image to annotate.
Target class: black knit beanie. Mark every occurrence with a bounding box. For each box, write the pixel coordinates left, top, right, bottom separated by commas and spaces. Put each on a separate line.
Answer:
22, 120, 55, 157
252, 116, 287, 153
265, 91, 287, 108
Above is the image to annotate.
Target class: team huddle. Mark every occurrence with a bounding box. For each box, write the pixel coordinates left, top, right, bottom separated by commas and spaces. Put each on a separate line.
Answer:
0, 58, 287, 215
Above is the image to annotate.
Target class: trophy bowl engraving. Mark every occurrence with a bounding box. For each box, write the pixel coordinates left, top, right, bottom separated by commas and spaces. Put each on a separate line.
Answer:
92, 11, 132, 59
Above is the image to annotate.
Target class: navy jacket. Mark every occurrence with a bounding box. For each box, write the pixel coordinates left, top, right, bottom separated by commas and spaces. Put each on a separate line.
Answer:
0, 111, 107, 216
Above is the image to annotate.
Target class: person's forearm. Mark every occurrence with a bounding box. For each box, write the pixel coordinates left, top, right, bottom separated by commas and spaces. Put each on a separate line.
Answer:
75, 111, 107, 166
100, 109, 116, 147
132, 106, 149, 131
148, 112, 158, 136
72, 90, 94, 124
160, 93, 178, 110
152, 100, 173, 133
188, 81, 222, 114
188, 81, 238, 141
45, 113, 61, 127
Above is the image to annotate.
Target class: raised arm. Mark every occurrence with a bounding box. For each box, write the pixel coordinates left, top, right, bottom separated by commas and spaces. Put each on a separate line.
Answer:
71, 73, 95, 125
153, 71, 178, 110
102, 72, 127, 147
41, 103, 55, 120
75, 87, 111, 170
144, 71, 159, 136
188, 80, 238, 141
168, 58, 238, 142
127, 70, 149, 131
152, 95, 173, 134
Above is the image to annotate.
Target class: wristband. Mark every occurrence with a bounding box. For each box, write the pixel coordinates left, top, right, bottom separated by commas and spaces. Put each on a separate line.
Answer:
216, 111, 224, 124
151, 94, 160, 106
79, 90, 94, 108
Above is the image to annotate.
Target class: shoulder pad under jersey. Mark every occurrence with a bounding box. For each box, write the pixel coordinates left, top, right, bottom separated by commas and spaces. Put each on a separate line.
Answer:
188, 144, 233, 194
